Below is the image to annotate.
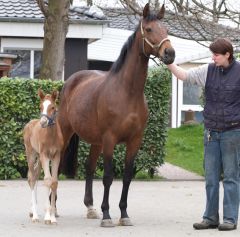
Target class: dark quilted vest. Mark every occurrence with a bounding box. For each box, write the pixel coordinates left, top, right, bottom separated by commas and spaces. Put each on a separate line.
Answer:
204, 59, 240, 130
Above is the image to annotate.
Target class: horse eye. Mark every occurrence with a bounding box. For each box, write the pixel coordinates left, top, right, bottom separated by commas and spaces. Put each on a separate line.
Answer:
145, 28, 152, 33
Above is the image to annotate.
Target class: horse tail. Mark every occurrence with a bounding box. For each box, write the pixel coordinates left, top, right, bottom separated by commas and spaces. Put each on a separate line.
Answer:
60, 134, 79, 178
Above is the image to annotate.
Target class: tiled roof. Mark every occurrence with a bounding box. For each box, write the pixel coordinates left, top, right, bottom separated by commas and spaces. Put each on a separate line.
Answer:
0, 0, 107, 23
103, 8, 240, 46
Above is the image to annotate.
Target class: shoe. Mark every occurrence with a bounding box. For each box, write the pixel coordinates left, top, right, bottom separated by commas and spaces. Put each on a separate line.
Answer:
218, 222, 237, 231
193, 220, 219, 230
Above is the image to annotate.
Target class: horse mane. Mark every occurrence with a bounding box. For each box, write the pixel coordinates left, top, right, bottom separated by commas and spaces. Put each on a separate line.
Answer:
109, 13, 159, 74
110, 31, 137, 74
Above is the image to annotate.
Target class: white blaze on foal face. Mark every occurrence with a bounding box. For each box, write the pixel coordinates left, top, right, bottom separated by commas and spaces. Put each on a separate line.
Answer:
40, 99, 52, 127
42, 99, 51, 114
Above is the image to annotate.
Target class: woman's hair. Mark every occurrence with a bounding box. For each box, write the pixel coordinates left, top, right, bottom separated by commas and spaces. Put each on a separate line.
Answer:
209, 38, 233, 62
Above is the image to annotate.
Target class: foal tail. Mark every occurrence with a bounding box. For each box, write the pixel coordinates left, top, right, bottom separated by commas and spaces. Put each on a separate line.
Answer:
60, 134, 79, 178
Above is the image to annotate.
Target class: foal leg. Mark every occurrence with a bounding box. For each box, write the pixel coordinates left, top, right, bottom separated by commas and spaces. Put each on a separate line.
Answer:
119, 138, 142, 226
41, 156, 52, 224
27, 151, 40, 222
49, 156, 60, 224
100, 135, 116, 227
84, 145, 102, 219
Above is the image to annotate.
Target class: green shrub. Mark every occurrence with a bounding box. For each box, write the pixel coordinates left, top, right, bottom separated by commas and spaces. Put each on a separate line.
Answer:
0, 65, 171, 179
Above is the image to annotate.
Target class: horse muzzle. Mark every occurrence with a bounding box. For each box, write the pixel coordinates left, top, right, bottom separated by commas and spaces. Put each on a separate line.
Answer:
40, 116, 49, 128
160, 47, 175, 65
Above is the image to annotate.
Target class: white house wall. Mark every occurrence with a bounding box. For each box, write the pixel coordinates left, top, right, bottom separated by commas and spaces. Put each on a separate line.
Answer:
1, 38, 43, 50
88, 27, 133, 62
0, 22, 103, 39
88, 27, 211, 64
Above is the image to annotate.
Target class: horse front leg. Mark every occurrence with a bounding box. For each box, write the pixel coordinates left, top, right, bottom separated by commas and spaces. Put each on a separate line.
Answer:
100, 136, 115, 227
119, 137, 142, 226
41, 156, 52, 224
27, 152, 41, 222
49, 155, 60, 224
84, 144, 102, 219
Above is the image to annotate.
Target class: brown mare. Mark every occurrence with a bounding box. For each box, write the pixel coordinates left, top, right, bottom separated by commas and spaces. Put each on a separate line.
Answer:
58, 3, 175, 227
23, 89, 63, 224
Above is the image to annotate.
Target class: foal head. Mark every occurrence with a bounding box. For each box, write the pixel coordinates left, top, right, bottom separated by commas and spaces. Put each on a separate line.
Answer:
38, 89, 59, 128
140, 3, 175, 64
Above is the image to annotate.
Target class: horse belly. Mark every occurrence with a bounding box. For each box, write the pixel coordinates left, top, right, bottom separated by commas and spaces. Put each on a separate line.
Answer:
75, 121, 102, 144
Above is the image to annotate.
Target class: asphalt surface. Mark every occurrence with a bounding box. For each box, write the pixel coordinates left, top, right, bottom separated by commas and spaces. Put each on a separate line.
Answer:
1, 179, 240, 237
157, 162, 204, 181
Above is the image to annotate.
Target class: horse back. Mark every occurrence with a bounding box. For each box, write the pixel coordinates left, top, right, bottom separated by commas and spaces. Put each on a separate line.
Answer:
61, 70, 107, 100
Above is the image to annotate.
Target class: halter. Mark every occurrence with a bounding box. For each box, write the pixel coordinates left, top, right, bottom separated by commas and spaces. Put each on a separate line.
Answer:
140, 21, 170, 65
40, 110, 57, 127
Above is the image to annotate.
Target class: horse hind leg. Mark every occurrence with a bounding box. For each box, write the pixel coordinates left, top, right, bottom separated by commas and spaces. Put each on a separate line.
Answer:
84, 144, 102, 219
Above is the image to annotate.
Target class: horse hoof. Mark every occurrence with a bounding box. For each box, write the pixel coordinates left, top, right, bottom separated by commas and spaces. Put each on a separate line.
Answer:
100, 219, 115, 227
32, 218, 39, 223
87, 208, 100, 219
55, 213, 60, 218
118, 218, 133, 226
44, 220, 51, 225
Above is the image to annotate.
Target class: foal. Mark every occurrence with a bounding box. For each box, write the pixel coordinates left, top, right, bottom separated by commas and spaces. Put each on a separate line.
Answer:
23, 89, 63, 224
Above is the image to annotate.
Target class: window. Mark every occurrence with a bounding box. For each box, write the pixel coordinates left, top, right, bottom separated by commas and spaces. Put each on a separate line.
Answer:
34, 51, 42, 78
4, 49, 30, 78
1, 38, 43, 79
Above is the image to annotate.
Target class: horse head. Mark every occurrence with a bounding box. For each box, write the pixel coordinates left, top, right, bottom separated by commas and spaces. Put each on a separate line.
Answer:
38, 89, 59, 128
140, 3, 175, 65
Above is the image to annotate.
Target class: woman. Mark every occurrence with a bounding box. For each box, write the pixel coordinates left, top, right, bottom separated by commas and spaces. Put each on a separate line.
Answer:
167, 38, 240, 231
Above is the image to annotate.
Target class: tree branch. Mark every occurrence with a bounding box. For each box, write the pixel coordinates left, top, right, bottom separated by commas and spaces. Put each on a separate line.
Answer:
36, 0, 48, 16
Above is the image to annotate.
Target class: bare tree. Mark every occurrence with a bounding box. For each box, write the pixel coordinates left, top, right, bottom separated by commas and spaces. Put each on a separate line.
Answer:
36, 0, 72, 81
105, 0, 240, 48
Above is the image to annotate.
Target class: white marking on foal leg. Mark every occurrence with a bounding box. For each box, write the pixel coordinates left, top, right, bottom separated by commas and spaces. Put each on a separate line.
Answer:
50, 212, 57, 224
31, 184, 39, 222
43, 178, 51, 224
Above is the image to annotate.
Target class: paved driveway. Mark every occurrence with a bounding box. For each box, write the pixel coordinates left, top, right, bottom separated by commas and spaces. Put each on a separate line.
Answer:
0, 180, 239, 237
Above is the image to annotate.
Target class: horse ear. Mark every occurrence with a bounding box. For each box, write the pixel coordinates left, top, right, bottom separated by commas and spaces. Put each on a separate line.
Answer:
157, 4, 165, 20
51, 90, 59, 102
38, 89, 45, 100
143, 3, 150, 18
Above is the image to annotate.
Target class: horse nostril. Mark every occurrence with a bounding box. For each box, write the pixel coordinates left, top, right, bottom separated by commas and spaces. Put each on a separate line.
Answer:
162, 48, 175, 64
164, 48, 175, 58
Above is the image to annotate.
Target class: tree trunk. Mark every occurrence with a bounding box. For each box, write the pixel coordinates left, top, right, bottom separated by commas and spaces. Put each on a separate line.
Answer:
39, 0, 71, 81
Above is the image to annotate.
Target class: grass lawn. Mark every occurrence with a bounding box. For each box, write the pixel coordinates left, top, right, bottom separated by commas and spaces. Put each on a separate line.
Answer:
165, 124, 205, 176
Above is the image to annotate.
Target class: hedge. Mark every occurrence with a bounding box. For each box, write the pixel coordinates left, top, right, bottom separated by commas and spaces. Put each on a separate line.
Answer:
0, 65, 171, 179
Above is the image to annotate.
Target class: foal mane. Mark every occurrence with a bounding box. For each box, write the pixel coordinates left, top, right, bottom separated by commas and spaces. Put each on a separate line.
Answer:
109, 13, 160, 75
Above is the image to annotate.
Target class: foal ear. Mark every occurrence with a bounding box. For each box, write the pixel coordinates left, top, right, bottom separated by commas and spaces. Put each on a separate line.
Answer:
38, 89, 45, 100
157, 4, 165, 20
143, 3, 150, 18
51, 90, 59, 102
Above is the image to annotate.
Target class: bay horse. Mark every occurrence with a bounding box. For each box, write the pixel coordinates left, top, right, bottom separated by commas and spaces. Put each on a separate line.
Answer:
23, 89, 63, 224
58, 3, 175, 227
